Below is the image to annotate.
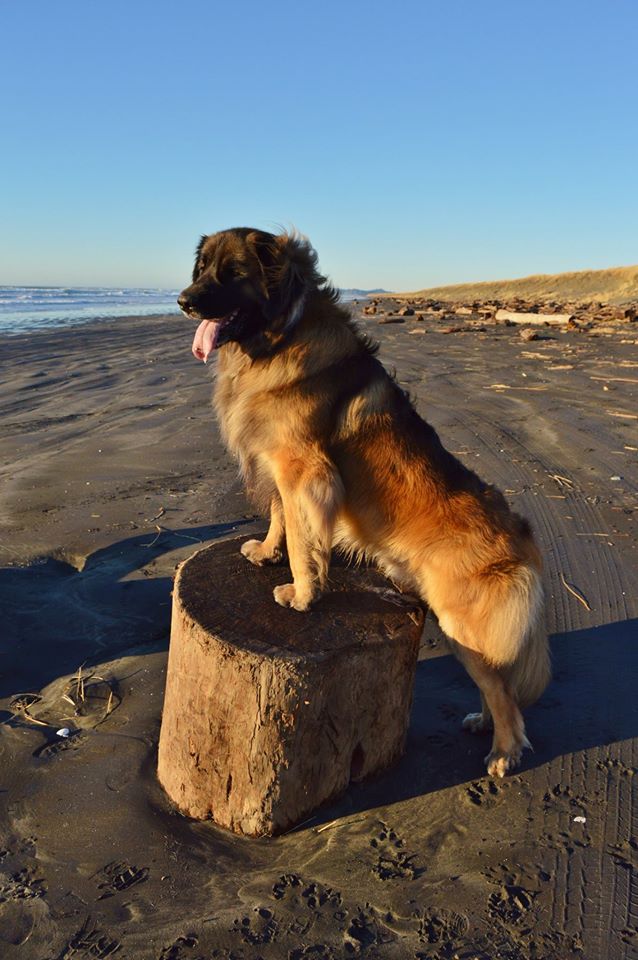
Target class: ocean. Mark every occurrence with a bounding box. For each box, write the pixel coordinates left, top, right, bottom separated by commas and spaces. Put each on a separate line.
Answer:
0, 286, 367, 336
0, 286, 182, 335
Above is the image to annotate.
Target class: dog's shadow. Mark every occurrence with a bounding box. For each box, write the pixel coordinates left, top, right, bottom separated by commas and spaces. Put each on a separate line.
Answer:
314, 615, 638, 822
1, 525, 636, 815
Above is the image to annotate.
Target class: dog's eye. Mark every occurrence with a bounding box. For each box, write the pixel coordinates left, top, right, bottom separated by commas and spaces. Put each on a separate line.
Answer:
221, 263, 242, 282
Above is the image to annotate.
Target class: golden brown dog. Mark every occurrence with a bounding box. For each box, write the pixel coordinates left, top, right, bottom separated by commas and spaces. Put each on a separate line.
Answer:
178, 228, 550, 777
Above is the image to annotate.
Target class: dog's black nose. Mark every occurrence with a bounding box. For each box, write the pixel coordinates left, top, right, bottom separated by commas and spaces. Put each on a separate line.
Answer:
177, 293, 190, 310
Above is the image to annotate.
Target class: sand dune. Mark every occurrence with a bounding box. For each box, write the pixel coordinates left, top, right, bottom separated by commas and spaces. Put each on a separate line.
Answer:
401, 263, 638, 304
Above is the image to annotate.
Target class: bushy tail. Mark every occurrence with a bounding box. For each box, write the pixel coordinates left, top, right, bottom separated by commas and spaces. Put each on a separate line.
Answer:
502, 572, 551, 708
476, 564, 550, 708
505, 611, 551, 708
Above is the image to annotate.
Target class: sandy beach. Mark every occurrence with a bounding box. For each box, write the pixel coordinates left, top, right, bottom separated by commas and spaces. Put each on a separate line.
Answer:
1, 306, 637, 958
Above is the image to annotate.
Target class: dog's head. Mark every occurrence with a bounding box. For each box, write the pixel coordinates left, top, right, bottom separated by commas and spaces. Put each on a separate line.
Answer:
178, 228, 323, 361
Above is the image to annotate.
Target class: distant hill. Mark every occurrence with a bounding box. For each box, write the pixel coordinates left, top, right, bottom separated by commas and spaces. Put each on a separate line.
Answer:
400, 265, 638, 304
340, 287, 390, 299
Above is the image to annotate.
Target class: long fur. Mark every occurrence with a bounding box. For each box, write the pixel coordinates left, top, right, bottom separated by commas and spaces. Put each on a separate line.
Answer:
179, 228, 551, 776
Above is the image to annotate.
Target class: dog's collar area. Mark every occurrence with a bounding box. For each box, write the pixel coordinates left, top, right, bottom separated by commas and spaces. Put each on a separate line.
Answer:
283, 292, 307, 332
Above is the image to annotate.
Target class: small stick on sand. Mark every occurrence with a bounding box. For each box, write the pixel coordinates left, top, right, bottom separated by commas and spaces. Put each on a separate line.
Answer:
167, 530, 202, 543
62, 667, 121, 725
280, 816, 318, 835
315, 816, 369, 834
18, 707, 49, 727
550, 474, 575, 488
3, 696, 48, 727
607, 409, 638, 420
590, 375, 638, 384
93, 685, 120, 727
141, 525, 163, 548
142, 525, 203, 547
560, 573, 592, 611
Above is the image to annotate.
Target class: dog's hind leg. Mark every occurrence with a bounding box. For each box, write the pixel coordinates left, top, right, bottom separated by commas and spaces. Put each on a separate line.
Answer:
271, 449, 343, 612
461, 691, 493, 734
241, 496, 286, 566
435, 561, 547, 775
452, 644, 529, 777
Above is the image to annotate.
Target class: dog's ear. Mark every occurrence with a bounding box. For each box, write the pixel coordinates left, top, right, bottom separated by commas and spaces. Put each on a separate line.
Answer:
191, 235, 207, 282
253, 231, 319, 327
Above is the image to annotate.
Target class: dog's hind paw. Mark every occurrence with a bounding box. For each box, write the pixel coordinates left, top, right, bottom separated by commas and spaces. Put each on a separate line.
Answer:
240, 539, 284, 566
463, 712, 493, 734
484, 742, 528, 778
273, 583, 313, 612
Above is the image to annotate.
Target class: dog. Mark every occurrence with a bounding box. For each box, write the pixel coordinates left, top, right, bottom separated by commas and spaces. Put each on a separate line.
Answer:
178, 227, 550, 777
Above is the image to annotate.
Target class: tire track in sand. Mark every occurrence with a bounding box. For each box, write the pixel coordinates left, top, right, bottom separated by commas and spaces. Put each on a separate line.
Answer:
435, 392, 637, 959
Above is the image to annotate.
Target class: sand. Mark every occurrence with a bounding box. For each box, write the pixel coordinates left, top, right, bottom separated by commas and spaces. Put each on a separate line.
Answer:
0, 307, 637, 959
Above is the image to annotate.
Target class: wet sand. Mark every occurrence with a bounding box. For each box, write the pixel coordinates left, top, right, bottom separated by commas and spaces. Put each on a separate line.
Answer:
1, 308, 637, 959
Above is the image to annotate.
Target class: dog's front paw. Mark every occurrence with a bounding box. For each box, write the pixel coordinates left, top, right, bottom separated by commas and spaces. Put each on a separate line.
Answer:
240, 539, 284, 566
273, 583, 312, 612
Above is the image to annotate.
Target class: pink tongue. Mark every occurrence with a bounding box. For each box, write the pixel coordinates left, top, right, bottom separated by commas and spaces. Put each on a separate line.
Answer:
192, 319, 222, 363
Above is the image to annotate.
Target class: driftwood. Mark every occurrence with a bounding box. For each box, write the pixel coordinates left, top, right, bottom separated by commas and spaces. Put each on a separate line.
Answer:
495, 309, 574, 325
157, 537, 424, 837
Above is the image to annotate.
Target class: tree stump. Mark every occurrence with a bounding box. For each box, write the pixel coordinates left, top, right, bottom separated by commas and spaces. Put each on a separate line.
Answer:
157, 537, 424, 837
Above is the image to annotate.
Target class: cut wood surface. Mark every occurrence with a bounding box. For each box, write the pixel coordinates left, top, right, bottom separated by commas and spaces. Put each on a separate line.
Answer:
157, 537, 425, 837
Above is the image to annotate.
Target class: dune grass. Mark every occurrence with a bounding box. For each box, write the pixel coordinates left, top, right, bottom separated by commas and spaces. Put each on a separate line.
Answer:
399, 264, 638, 304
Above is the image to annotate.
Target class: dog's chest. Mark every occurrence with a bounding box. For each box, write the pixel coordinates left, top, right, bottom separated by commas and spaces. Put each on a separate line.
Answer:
214, 371, 253, 457
214, 367, 282, 470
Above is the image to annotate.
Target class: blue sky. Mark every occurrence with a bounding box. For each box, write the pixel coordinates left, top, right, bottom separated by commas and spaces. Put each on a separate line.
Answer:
2, 1, 637, 290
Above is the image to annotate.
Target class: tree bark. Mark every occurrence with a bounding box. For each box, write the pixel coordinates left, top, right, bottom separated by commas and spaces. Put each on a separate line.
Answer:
157, 537, 424, 837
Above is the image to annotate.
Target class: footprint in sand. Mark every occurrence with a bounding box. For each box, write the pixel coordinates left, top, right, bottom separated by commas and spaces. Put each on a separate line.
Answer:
413, 907, 469, 946
57, 917, 121, 959
289, 946, 340, 960
33, 730, 88, 760
158, 934, 199, 960
0, 867, 47, 903
607, 838, 638, 870
231, 907, 280, 945
543, 829, 590, 854
488, 884, 537, 924
542, 783, 587, 808
272, 873, 343, 913
465, 778, 502, 807
484, 859, 552, 888
596, 756, 636, 777
95, 860, 149, 899
267, 873, 346, 943
438, 702, 464, 722
345, 906, 397, 952
369, 821, 424, 880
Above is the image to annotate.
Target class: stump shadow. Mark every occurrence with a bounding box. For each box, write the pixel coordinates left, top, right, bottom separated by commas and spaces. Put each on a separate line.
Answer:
0, 520, 254, 699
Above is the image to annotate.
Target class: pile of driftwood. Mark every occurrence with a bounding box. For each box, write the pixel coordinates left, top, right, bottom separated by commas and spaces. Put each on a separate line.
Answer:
359, 295, 637, 332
